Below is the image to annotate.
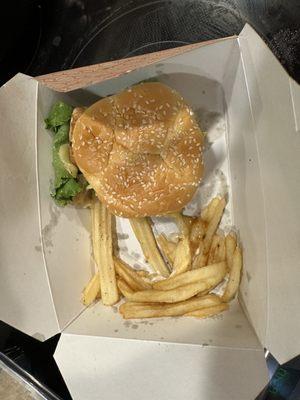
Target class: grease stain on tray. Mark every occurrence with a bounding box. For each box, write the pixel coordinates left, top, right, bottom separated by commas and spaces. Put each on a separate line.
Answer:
42, 203, 61, 247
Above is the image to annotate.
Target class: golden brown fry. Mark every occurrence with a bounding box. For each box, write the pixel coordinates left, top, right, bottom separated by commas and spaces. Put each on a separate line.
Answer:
81, 273, 101, 306
192, 242, 208, 269
207, 234, 221, 265
115, 264, 141, 291
117, 279, 135, 297
169, 212, 190, 237
135, 270, 150, 277
125, 273, 225, 303
153, 262, 226, 290
222, 246, 243, 302
94, 200, 119, 306
114, 257, 152, 290
130, 218, 170, 277
196, 289, 210, 297
111, 214, 119, 256
201, 197, 220, 223
172, 236, 192, 275
182, 215, 195, 232
215, 235, 226, 263
168, 213, 192, 275
91, 201, 99, 266
156, 234, 176, 266
203, 198, 226, 254
225, 232, 237, 270
119, 294, 221, 319
185, 303, 229, 318
148, 273, 161, 281
190, 217, 206, 245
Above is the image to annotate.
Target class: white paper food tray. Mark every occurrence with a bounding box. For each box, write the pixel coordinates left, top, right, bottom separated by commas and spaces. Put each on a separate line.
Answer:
1, 24, 300, 400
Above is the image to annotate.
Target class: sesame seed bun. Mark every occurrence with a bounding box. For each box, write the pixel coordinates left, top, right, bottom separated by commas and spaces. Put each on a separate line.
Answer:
72, 82, 204, 217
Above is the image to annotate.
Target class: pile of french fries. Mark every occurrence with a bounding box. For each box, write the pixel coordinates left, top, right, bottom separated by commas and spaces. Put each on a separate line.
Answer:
82, 196, 243, 320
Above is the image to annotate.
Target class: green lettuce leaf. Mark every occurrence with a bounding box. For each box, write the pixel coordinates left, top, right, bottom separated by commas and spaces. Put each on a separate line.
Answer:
52, 179, 83, 206
52, 144, 73, 189
53, 123, 70, 148
45, 101, 86, 206
45, 101, 73, 132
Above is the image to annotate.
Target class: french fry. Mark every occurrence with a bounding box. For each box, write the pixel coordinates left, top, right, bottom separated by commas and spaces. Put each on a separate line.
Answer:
130, 218, 170, 277
172, 236, 192, 275
119, 294, 221, 319
125, 273, 225, 303
185, 303, 229, 318
192, 242, 208, 269
203, 197, 226, 254
207, 234, 221, 264
115, 264, 141, 291
190, 217, 206, 245
222, 246, 243, 302
182, 215, 195, 232
81, 273, 101, 306
114, 257, 152, 290
215, 235, 226, 263
136, 270, 150, 277
148, 273, 161, 281
111, 214, 119, 256
91, 200, 99, 266
153, 262, 226, 290
124, 282, 208, 303
201, 197, 220, 223
168, 213, 192, 275
225, 232, 237, 270
156, 234, 176, 266
169, 212, 190, 237
94, 200, 119, 306
117, 279, 134, 297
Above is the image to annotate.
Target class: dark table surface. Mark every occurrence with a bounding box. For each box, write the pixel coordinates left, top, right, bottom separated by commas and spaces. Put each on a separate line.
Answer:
1, 0, 300, 85
1, 1, 300, 399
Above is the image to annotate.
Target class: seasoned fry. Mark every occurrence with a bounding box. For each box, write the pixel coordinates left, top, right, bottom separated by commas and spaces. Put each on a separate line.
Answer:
182, 215, 195, 232
117, 279, 134, 297
201, 197, 220, 223
114, 257, 152, 290
207, 234, 221, 264
203, 198, 226, 254
215, 235, 226, 263
119, 294, 221, 319
125, 273, 225, 303
168, 213, 192, 275
156, 234, 176, 266
111, 214, 119, 256
91, 200, 98, 266
222, 246, 243, 302
185, 303, 229, 318
190, 217, 206, 245
225, 232, 237, 270
94, 200, 119, 306
153, 262, 226, 290
130, 218, 170, 277
172, 236, 192, 275
81, 273, 101, 306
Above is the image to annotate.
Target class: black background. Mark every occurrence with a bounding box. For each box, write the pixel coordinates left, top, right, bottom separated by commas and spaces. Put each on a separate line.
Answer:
1, 0, 300, 86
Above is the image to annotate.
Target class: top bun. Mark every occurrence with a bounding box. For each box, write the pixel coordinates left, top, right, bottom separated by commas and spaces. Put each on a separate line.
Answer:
72, 82, 204, 217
